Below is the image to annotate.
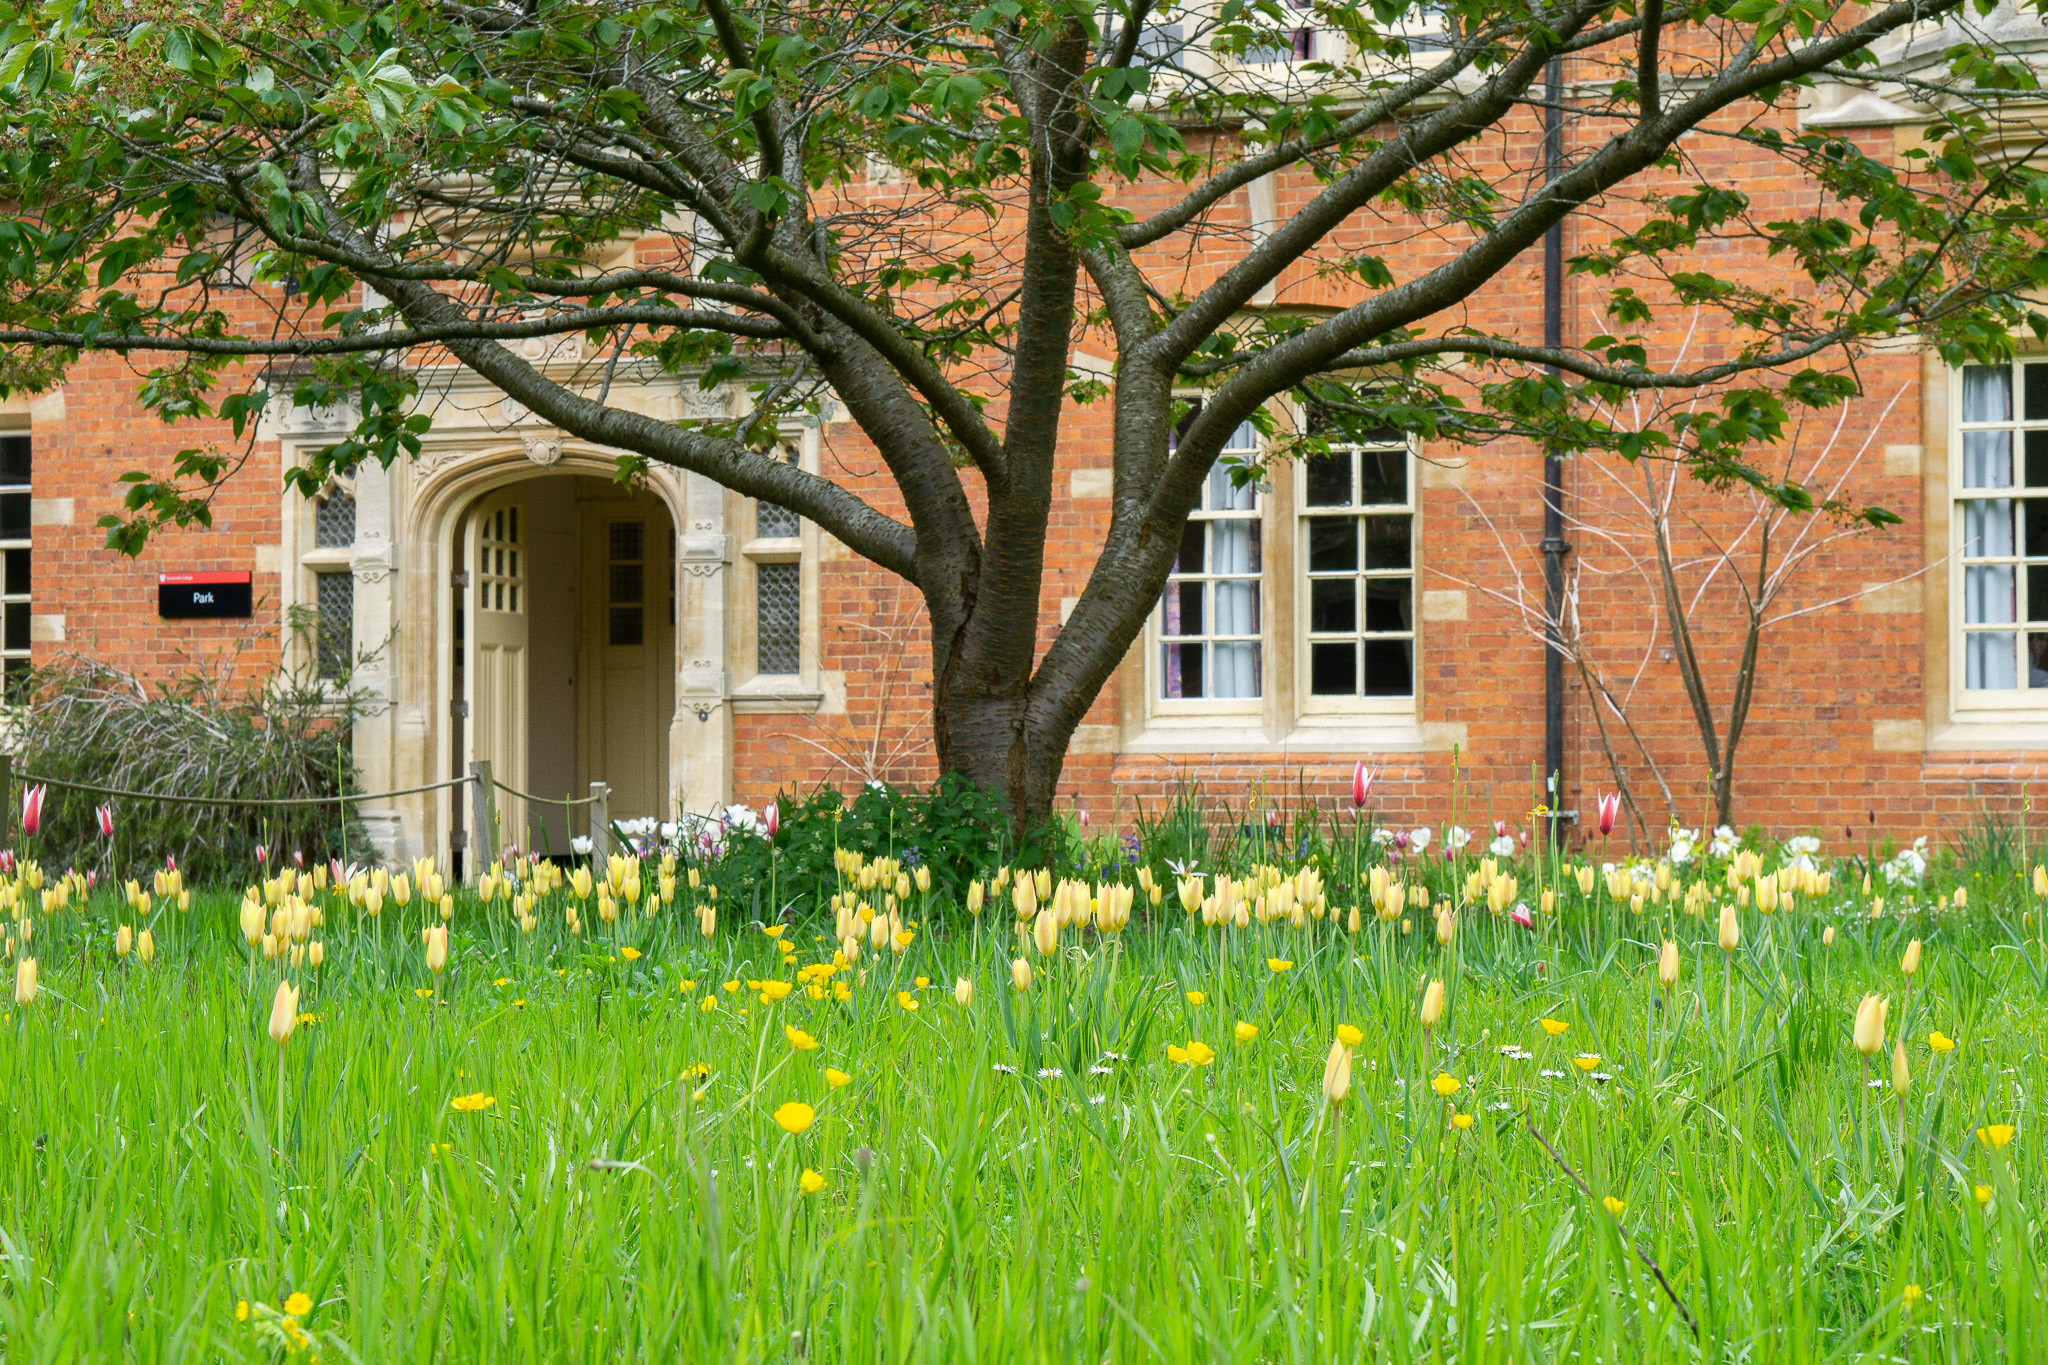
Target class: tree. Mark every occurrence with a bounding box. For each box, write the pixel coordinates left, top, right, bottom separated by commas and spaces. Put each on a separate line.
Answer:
0, 0, 2043, 830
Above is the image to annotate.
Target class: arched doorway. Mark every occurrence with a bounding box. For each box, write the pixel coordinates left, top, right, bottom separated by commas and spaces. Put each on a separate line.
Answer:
458, 473, 676, 856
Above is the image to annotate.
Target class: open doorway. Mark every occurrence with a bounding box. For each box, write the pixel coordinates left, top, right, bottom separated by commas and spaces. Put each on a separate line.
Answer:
460, 474, 676, 857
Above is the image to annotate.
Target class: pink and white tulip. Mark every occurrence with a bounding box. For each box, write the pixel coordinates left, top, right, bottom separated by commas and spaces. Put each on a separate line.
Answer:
1596, 792, 1620, 836
20, 784, 45, 835
95, 804, 114, 837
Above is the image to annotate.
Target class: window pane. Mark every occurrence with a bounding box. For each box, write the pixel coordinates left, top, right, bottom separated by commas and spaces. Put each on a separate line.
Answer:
1364, 577, 1413, 631
0, 436, 27, 486
315, 572, 353, 678
1213, 579, 1259, 635
1364, 515, 1412, 570
2030, 502, 2048, 561
1966, 565, 2016, 623
757, 562, 800, 674
1963, 365, 2012, 422
2032, 565, 2048, 622
1305, 455, 1351, 506
1211, 520, 1257, 574
609, 520, 644, 561
1210, 641, 1260, 698
1176, 521, 1204, 573
610, 562, 644, 605
1162, 640, 1204, 698
1206, 465, 1255, 512
1309, 578, 1355, 632
2029, 431, 2048, 489
4, 548, 26, 595
2033, 632, 2048, 687
2026, 364, 2048, 421
1964, 430, 2013, 489
1308, 518, 1355, 572
609, 607, 644, 646
1310, 641, 1355, 694
1164, 580, 1202, 636
1964, 499, 2015, 557
1363, 638, 1413, 696
3, 601, 24, 652
0, 493, 27, 540
757, 501, 800, 538
314, 491, 356, 549
2, 657, 25, 702
1967, 631, 2017, 689
1357, 449, 1407, 505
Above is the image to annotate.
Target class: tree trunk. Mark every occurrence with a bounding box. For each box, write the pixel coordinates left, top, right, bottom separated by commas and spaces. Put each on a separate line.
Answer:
931, 689, 1076, 841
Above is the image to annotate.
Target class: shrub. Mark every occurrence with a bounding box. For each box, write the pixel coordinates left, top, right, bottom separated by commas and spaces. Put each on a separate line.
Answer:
9, 652, 375, 884
703, 773, 1008, 921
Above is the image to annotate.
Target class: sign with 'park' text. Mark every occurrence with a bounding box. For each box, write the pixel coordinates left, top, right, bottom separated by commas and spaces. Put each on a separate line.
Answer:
157, 571, 253, 620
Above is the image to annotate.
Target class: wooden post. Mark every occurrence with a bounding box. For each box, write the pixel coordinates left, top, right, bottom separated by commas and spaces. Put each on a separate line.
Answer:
588, 782, 610, 863
469, 760, 496, 875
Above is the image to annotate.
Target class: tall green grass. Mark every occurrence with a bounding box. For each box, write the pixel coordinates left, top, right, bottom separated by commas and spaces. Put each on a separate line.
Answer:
0, 865, 2038, 1361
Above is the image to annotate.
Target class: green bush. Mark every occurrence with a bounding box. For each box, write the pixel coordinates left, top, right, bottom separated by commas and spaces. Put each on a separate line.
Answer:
9, 652, 375, 884
702, 773, 1008, 921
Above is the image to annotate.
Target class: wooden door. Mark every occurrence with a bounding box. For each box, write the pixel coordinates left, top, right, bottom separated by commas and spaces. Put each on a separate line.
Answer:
579, 491, 674, 820
468, 489, 528, 852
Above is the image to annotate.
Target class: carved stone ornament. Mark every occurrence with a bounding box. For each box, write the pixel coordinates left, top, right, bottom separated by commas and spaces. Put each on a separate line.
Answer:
522, 435, 563, 467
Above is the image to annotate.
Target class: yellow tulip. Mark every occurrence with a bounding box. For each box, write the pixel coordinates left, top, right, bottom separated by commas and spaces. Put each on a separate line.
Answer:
12, 957, 35, 1006
307, 941, 324, 969
1435, 908, 1456, 945
773, 1102, 815, 1135
1891, 1040, 1910, 1097
425, 925, 448, 974
1419, 980, 1445, 1029
1822, 925, 1836, 947
1011, 958, 1032, 991
268, 980, 300, 1044
1717, 902, 1741, 953
1321, 1037, 1352, 1104
954, 977, 974, 1007
1033, 909, 1059, 957
1901, 939, 1922, 976
1657, 941, 1680, 989
136, 930, 154, 964
1852, 993, 1888, 1057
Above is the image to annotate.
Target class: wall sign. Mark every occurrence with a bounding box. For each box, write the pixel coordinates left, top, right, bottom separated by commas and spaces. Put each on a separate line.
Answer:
158, 571, 253, 620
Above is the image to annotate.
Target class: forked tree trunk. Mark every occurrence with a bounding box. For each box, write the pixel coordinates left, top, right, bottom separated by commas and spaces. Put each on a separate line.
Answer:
930, 677, 1086, 840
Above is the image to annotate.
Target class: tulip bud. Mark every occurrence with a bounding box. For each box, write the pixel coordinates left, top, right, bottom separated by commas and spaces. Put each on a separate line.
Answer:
1321, 1037, 1353, 1105
1011, 957, 1032, 991
1419, 979, 1445, 1029
1853, 993, 1888, 1057
136, 930, 154, 963
1717, 902, 1741, 953
1891, 1039, 1910, 1097
1900, 939, 1921, 976
1657, 940, 1680, 989
116, 925, 133, 959
268, 980, 299, 1044
954, 977, 974, 1007
1822, 925, 1836, 946
13, 956, 35, 1005
1435, 908, 1455, 945
966, 881, 984, 914
1033, 908, 1059, 957
425, 925, 448, 973
307, 941, 324, 969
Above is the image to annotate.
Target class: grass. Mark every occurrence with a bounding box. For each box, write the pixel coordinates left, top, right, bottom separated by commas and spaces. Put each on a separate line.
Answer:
0, 843, 2040, 1362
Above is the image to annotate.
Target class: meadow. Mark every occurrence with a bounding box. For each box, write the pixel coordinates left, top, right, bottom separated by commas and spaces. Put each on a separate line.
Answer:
0, 796, 2040, 1362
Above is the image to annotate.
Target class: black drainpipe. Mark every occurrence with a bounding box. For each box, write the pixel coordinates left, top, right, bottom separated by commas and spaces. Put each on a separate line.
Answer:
1541, 55, 1571, 848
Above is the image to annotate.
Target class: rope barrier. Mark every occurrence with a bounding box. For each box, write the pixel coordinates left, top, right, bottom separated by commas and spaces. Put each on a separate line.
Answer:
488, 778, 606, 807
11, 771, 476, 808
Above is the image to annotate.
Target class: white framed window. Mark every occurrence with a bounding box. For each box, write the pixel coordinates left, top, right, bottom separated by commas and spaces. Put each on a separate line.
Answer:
0, 432, 29, 697
300, 483, 356, 679
1953, 360, 2048, 707
1298, 406, 1414, 709
1155, 414, 1264, 708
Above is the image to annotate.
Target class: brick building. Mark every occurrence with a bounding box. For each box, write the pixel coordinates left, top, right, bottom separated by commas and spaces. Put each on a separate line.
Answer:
1, 32, 2037, 865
